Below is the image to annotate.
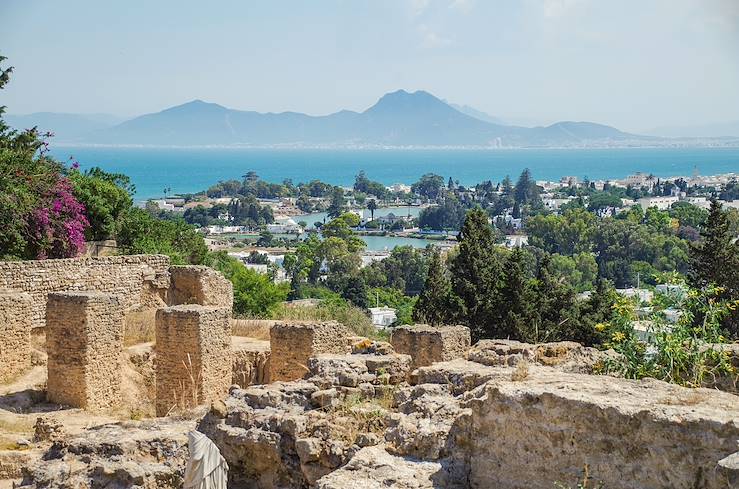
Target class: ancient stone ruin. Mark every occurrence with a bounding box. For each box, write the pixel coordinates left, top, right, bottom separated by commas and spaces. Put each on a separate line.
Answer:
391, 324, 471, 369
269, 321, 350, 381
0, 291, 32, 383
155, 304, 232, 416
0, 254, 737, 488
46, 291, 124, 411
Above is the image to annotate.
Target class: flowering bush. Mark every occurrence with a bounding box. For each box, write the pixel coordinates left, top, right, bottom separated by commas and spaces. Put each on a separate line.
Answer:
600, 285, 737, 387
28, 176, 89, 258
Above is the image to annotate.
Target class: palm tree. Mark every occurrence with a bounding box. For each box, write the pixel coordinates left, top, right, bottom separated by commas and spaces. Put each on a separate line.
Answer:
367, 199, 378, 221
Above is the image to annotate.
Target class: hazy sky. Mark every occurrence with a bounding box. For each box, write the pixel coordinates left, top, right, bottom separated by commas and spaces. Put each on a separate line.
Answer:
2, 0, 738, 131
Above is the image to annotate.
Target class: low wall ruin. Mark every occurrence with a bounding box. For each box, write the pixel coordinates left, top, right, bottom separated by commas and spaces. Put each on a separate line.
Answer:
391, 324, 471, 369
0, 255, 170, 330
270, 322, 350, 381
0, 292, 33, 383
155, 305, 232, 416
167, 265, 233, 310
46, 291, 124, 411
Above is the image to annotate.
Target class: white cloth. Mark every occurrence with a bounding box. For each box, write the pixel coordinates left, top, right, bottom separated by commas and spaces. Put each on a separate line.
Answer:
183, 431, 228, 489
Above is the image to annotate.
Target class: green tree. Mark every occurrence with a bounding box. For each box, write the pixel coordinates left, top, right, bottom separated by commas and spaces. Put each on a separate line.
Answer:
207, 252, 289, 317
326, 187, 346, 218
498, 248, 535, 339
449, 208, 504, 340
116, 208, 208, 264
69, 167, 134, 240
413, 249, 458, 326
367, 198, 378, 221
688, 200, 739, 337
411, 173, 445, 200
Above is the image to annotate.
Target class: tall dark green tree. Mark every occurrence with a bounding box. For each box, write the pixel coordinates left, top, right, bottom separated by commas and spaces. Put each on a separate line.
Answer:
498, 248, 534, 339
367, 199, 378, 221
413, 249, 458, 326
689, 199, 739, 337
449, 208, 504, 340
689, 200, 739, 291
326, 187, 346, 219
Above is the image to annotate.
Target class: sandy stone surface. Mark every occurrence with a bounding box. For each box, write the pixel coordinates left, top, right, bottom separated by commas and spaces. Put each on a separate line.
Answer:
391, 325, 471, 369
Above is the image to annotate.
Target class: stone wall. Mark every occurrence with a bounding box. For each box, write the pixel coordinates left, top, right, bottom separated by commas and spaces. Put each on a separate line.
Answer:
270, 322, 350, 381
0, 255, 170, 330
232, 337, 271, 386
46, 292, 124, 411
391, 325, 471, 369
155, 305, 232, 416
168, 266, 233, 310
466, 368, 739, 489
0, 292, 33, 383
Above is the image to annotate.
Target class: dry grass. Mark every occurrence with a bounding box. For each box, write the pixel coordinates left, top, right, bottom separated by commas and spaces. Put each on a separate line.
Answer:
124, 310, 157, 346
270, 304, 377, 338
165, 354, 202, 417
326, 394, 388, 446
511, 360, 530, 381
232, 319, 274, 340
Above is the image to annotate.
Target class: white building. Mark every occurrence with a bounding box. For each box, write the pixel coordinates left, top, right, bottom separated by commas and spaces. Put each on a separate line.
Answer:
683, 196, 710, 209
616, 288, 654, 303
206, 225, 245, 234
388, 183, 412, 193
624, 172, 653, 188
504, 235, 529, 248
369, 307, 397, 328
266, 217, 303, 234
637, 196, 679, 211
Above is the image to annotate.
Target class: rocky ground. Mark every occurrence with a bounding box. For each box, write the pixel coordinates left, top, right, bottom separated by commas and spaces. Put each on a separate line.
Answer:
2, 336, 738, 488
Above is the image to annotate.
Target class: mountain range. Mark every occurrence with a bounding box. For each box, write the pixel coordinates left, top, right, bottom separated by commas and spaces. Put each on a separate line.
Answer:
7, 90, 652, 147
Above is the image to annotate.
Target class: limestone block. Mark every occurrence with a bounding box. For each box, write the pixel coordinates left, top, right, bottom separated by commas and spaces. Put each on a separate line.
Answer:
0, 291, 32, 383
270, 322, 350, 382
466, 368, 739, 489
46, 291, 124, 411
155, 305, 232, 416
391, 325, 471, 370
168, 266, 233, 309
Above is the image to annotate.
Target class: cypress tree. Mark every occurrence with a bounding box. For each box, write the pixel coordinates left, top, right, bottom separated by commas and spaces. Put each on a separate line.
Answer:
689, 199, 739, 337
413, 249, 458, 326
689, 199, 739, 292
449, 208, 504, 340
499, 248, 534, 340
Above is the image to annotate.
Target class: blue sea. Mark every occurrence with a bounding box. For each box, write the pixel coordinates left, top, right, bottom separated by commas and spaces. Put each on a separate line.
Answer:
49, 146, 739, 200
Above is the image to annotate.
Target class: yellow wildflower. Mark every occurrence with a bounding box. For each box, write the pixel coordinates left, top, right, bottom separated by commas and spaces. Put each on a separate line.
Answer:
611, 332, 626, 343
595, 323, 607, 332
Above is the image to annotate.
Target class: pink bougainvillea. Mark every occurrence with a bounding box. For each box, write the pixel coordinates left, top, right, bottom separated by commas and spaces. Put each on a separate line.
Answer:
29, 176, 89, 258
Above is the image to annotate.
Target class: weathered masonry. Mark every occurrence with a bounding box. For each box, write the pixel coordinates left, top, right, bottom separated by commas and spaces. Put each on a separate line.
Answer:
0, 255, 171, 330
270, 321, 350, 381
155, 305, 232, 416
391, 324, 471, 369
46, 291, 124, 411
0, 291, 33, 383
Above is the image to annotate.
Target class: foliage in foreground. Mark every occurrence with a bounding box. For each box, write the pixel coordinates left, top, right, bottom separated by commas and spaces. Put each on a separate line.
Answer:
601, 287, 737, 387
205, 251, 289, 317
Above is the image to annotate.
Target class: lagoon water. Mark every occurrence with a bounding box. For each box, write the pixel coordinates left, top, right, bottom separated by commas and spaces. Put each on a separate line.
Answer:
50, 146, 739, 200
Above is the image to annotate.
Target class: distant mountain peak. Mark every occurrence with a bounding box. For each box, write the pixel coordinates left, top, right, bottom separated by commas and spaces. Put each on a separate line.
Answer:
162, 99, 228, 114
365, 89, 458, 116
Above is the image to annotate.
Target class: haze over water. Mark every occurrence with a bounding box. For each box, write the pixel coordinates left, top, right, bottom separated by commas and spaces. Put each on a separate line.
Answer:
50, 146, 739, 200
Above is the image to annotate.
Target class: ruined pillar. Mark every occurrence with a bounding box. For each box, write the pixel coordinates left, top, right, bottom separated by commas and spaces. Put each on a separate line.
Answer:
168, 266, 233, 309
269, 321, 349, 382
155, 305, 232, 416
0, 292, 33, 383
46, 291, 124, 411
391, 324, 471, 370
